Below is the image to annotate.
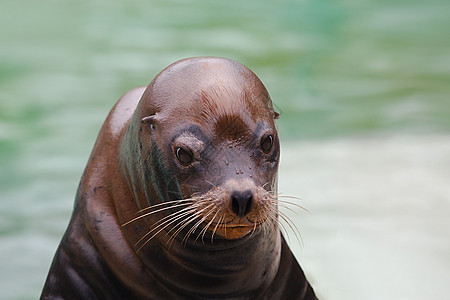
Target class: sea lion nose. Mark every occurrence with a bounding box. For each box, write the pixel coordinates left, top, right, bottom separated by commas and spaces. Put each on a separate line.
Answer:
231, 190, 253, 217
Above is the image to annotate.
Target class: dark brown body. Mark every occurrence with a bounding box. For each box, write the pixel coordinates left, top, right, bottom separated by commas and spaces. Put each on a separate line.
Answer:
41, 57, 317, 299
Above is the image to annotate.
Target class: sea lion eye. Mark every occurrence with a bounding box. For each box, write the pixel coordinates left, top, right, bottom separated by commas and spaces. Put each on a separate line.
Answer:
175, 147, 193, 165
260, 134, 274, 153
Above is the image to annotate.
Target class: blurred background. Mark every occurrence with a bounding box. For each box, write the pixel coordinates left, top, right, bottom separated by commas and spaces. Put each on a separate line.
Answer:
1, 0, 449, 299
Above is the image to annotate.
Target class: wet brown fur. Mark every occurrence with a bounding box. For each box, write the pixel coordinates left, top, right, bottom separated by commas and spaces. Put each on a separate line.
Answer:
41, 57, 317, 299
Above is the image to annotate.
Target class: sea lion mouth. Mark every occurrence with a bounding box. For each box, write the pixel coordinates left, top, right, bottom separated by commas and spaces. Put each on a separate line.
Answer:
206, 219, 268, 240
209, 218, 266, 228
211, 225, 258, 240
226, 224, 255, 228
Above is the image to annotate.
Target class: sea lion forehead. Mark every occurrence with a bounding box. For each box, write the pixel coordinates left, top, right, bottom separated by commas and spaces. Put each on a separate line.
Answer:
139, 57, 275, 139
147, 57, 271, 111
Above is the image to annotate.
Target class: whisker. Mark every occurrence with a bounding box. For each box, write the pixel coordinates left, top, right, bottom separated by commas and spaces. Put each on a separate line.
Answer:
165, 199, 214, 239
184, 204, 216, 245
136, 207, 202, 253
199, 207, 221, 244
135, 206, 199, 249
267, 209, 279, 229
249, 215, 259, 238
265, 193, 307, 248
167, 202, 216, 246
136, 198, 194, 214
276, 202, 298, 214
195, 206, 219, 244
276, 193, 301, 200
203, 179, 217, 188
211, 214, 224, 244
270, 211, 290, 243
261, 182, 271, 189
277, 199, 309, 213
278, 209, 303, 248
166, 209, 206, 248
266, 195, 309, 214
134, 200, 212, 247
123, 201, 196, 227
261, 213, 271, 236
134, 201, 204, 234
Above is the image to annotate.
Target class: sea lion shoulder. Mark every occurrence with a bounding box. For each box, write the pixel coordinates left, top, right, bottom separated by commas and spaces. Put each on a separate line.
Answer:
105, 86, 147, 138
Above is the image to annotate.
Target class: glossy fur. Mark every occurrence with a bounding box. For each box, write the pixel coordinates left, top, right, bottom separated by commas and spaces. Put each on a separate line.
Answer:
41, 57, 317, 299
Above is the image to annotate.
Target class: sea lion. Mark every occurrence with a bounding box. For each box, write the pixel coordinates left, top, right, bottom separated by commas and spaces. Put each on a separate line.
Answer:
41, 57, 317, 299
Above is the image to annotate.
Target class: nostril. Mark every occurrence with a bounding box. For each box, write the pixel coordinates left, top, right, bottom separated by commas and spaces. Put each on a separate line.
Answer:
231, 190, 253, 217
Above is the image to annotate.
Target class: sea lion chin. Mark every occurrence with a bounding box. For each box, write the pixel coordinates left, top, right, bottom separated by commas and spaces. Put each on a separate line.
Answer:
41, 57, 317, 299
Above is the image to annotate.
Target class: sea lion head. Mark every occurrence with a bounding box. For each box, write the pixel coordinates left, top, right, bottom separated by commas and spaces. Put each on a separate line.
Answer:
121, 57, 280, 244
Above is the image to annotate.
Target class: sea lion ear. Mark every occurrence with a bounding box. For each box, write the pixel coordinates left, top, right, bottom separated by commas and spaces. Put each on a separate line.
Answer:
273, 111, 280, 120
141, 114, 158, 129
141, 115, 156, 124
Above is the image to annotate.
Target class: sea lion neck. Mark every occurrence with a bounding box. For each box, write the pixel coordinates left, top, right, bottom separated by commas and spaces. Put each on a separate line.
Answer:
137, 223, 282, 297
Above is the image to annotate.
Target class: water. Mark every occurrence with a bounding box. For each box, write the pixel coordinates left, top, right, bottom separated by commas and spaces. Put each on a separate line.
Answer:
279, 136, 450, 299
1, 0, 449, 299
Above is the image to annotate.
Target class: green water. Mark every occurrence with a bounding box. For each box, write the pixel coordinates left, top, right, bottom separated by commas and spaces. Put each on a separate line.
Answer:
1, 0, 449, 299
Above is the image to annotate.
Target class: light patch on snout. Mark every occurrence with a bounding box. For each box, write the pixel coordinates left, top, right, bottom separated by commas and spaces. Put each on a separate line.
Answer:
223, 178, 255, 192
